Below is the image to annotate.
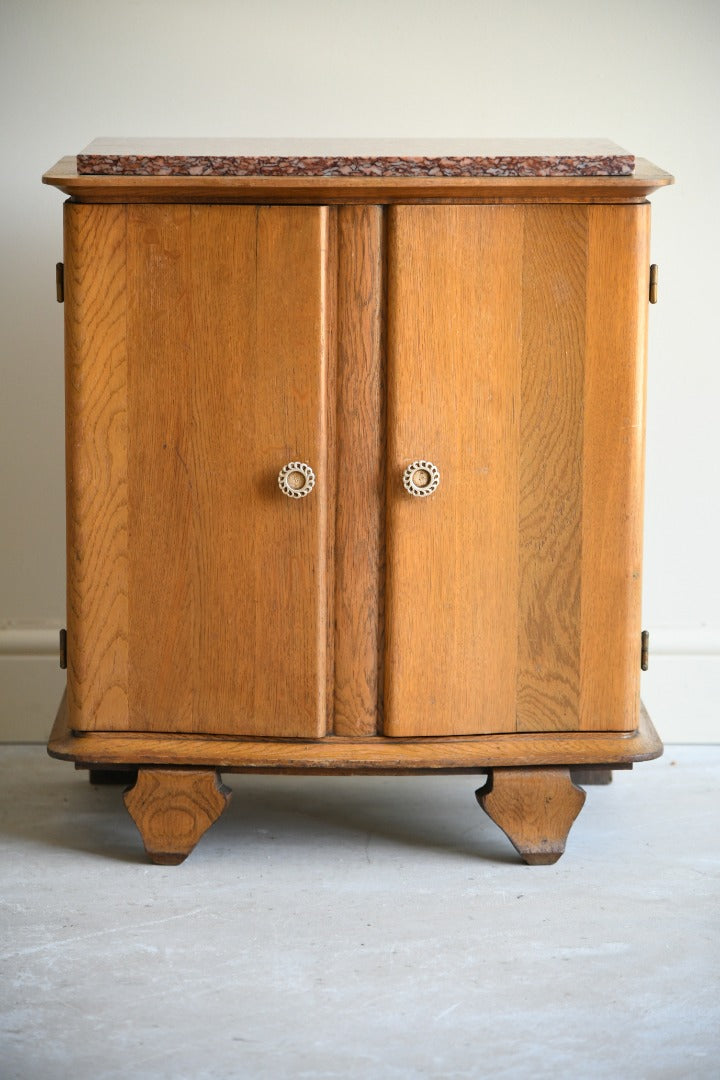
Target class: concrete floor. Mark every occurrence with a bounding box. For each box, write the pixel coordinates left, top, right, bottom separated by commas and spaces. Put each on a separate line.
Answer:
1, 746, 718, 1080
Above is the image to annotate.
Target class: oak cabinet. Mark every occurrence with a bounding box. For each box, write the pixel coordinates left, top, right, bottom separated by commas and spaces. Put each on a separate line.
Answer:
45, 140, 672, 865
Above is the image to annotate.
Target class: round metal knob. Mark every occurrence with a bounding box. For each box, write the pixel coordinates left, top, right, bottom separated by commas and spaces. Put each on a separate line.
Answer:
403, 459, 440, 497
278, 461, 316, 499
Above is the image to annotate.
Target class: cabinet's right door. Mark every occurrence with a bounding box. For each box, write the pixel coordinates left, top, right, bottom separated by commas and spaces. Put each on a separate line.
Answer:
384, 204, 649, 736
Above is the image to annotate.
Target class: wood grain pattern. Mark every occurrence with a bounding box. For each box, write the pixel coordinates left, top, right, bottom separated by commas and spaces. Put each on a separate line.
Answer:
384, 206, 522, 736
64, 204, 129, 732
516, 207, 587, 731
62, 197, 654, 745
126, 205, 194, 730
383, 205, 649, 736
49, 690, 663, 770
127, 205, 330, 737
69, 205, 331, 737
124, 768, 231, 864
43, 156, 674, 205
580, 205, 649, 731
333, 206, 385, 735
477, 767, 586, 864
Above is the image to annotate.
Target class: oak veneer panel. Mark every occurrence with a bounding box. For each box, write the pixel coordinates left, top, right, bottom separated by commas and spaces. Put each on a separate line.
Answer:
384, 204, 648, 737
231, 204, 330, 739
126, 205, 195, 730
65, 200, 649, 743
64, 204, 129, 732
516, 206, 586, 731
66, 205, 197, 733
516, 205, 648, 732
384, 206, 522, 736
580, 205, 649, 731
71, 205, 330, 736
333, 206, 385, 736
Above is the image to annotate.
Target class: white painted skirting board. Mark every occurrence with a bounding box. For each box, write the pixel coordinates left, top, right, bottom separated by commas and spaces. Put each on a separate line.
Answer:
647, 627, 720, 656
0, 624, 66, 742
0, 625, 717, 743
0, 626, 62, 656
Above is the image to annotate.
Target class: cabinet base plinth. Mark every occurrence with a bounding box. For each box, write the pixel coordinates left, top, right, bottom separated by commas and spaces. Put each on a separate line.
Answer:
477, 767, 586, 865
48, 693, 661, 864
570, 766, 614, 786
88, 767, 139, 786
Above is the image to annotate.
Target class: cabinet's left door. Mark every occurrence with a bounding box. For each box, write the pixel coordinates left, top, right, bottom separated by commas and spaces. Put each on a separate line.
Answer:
64, 204, 332, 737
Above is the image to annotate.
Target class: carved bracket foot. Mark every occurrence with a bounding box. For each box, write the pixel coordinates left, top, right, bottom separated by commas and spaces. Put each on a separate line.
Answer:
476, 767, 586, 865
124, 768, 232, 865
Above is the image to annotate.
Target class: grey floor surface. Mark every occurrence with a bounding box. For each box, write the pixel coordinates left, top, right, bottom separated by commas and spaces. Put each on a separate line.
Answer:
1, 745, 718, 1080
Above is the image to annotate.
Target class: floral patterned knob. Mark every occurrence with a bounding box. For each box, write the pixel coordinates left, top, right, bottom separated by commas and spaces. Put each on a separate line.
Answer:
403, 460, 440, 497
278, 461, 316, 499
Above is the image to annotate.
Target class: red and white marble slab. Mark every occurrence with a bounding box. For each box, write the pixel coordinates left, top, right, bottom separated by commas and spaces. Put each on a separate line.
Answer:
76, 138, 635, 178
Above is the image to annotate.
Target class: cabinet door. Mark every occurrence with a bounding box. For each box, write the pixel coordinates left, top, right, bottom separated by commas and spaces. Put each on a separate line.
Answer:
384, 204, 648, 736
65, 204, 331, 737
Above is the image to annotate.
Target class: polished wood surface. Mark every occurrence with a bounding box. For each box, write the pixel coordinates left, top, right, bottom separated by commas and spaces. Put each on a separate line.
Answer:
385, 206, 522, 736
65, 204, 331, 737
43, 156, 673, 205
517, 207, 585, 731
124, 768, 231, 864
64, 202, 651, 740
64, 205, 129, 731
64, 201, 651, 740
384, 205, 648, 736
49, 691, 662, 770
477, 767, 586, 864
333, 206, 385, 735
580, 204, 649, 731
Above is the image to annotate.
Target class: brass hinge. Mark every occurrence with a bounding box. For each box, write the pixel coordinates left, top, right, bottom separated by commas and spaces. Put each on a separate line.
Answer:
59, 628, 67, 670
640, 630, 649, 671
56, 262, 64, 303
649, 264, 658, 304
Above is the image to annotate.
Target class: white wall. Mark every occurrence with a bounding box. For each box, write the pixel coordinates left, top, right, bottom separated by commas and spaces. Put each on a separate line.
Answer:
1, 0, 718, 741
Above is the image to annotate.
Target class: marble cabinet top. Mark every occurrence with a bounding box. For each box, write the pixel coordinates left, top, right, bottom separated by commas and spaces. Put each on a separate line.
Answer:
77, 138, 634, 178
